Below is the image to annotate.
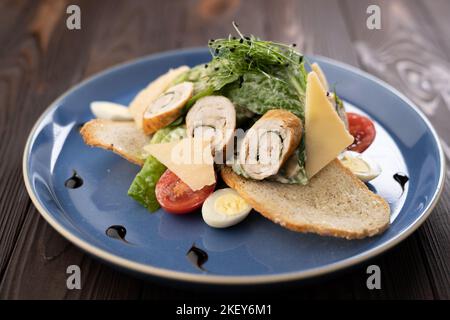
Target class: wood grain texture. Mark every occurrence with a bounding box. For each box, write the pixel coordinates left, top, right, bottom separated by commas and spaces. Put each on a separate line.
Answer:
421, 0, 450, 59
0, 0, 144, 300
0, 0, 448, 299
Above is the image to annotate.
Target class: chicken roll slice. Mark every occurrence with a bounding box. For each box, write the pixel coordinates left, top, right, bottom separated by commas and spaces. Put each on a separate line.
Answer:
239, 109, 302, 180
186, 96, 236, 155
143, 82, 194, 134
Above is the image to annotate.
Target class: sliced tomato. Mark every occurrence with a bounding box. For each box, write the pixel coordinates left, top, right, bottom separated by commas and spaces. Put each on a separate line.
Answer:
346, 112, 376, 153
155, 169, 216, 214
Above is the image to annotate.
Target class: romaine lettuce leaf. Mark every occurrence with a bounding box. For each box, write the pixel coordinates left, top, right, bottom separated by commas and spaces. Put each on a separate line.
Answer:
127, 155, 166, 212
150, 125, 186, 144
221, 71, 304, 118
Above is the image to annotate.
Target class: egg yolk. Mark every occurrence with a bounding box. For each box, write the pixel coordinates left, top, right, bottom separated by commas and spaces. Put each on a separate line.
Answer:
214, 194, 248, 216
340, 155, 369, 173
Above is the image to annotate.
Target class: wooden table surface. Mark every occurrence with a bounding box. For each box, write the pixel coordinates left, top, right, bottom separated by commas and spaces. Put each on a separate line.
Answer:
0, 0, 449, 300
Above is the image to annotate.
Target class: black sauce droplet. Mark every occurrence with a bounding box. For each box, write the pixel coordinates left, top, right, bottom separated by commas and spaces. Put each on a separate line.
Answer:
64, 171, 83, 189
106, 225, 127, 242
393, 173, 409, 192
186, 244, 208, 271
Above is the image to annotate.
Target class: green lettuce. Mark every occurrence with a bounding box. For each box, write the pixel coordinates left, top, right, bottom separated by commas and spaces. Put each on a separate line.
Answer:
221, 71, 304, 118
127, 126, 186, 212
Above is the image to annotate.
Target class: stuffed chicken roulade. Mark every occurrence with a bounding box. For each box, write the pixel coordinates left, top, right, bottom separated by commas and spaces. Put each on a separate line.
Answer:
239, 109, 302, 180
186, 96, 236, 155
143, 82, 194, 134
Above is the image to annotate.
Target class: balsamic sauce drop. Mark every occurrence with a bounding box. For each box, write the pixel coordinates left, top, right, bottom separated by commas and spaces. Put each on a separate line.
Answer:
186, 244, 208, 271
106, 225, 127, 242
393, 173, 409, 192
64, 171, 83, 189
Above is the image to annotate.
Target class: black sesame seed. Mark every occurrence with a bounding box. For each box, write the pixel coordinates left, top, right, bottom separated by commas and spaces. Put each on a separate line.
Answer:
299, 56, 303, 63
204, 64, 208, 68
214, 67, 219, 71
232, 36, 236, 40
292, 43, 297, 47
215, 48, 219, 54
210, 39, 215, 42
230, 48, 235, 52
239, 39, 243, 43
247, 41, 251, 45
244, 36, 250, 40
326, 91, 330, 97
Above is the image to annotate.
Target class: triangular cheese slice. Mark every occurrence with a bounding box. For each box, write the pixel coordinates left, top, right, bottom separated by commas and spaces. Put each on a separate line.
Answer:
311, 63, 329, 91
144, 137, 215, 191
305, 72, 354, 178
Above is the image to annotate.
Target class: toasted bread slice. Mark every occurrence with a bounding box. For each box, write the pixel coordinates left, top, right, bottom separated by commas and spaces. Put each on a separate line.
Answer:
221, 160, 390, 239
80, 119, 150, 166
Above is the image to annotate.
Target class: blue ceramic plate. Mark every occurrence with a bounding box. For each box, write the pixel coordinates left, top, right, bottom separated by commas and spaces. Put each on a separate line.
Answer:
23, 48, 445, 285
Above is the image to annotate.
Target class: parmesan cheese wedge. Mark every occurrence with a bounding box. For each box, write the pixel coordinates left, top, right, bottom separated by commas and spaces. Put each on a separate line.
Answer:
311, 63, 329, 91
144, 138, 216, 191
129, 66, 190, 131
305, 72, 354, 178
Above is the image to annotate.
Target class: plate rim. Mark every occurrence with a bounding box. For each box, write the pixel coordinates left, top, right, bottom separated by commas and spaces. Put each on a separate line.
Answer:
22, 47, 446, 285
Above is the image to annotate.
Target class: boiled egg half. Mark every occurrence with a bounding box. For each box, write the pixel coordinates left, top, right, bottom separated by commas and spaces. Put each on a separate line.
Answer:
338, 151, 381, 182
202, 188, 252, 228
90, 101, 133, 121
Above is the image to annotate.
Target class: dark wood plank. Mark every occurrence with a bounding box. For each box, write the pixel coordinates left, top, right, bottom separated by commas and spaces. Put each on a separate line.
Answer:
288, 0, 359, 66
0, 0, 57, 281
341, 0, 450, 299
0, 210, 142, 299
414, 0, 450, 62
0, 0, 144, 299
343, 0, 450, 140
418, 3, 450, 297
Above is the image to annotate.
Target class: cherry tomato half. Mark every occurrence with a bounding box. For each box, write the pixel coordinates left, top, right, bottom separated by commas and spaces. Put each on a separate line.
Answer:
346, 112, 376, 153
155, 169, 216, 214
